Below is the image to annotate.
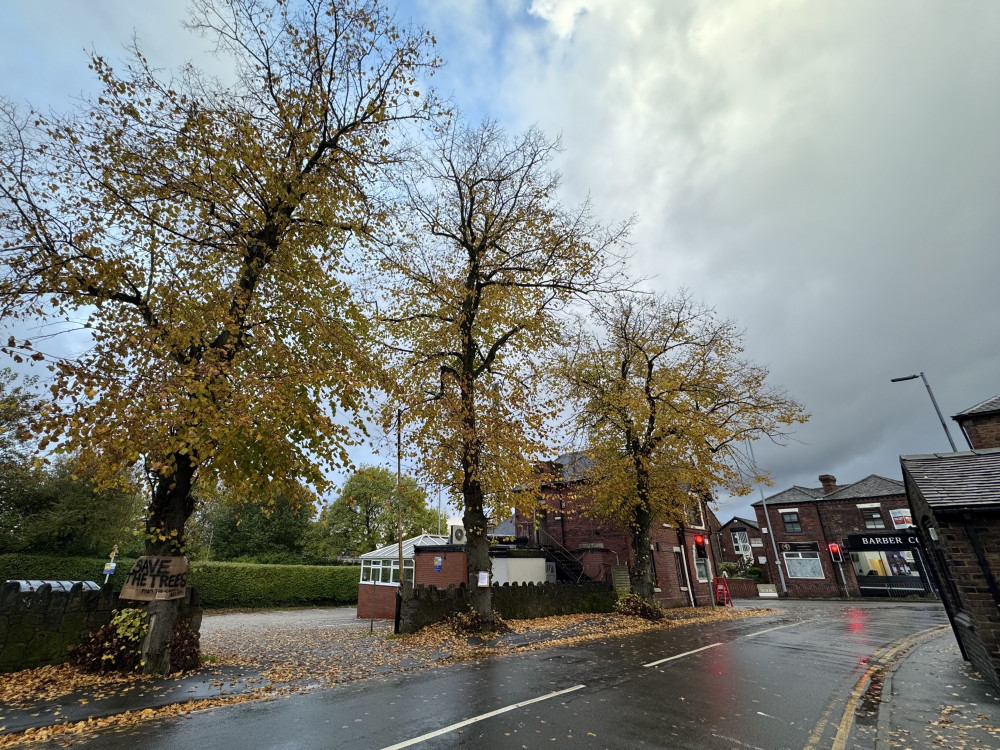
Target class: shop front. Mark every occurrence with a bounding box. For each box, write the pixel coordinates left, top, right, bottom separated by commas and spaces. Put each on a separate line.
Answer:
843, 531, 933, 598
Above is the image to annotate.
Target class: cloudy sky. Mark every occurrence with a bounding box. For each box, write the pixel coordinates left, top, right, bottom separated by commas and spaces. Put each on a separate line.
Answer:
3, 1, 998, 521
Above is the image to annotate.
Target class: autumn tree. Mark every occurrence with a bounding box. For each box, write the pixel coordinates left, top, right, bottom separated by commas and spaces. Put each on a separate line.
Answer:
0, 0, 438, 672
377, 120, 627, 622
305, 465, 440, 558
560, 291, 808, 598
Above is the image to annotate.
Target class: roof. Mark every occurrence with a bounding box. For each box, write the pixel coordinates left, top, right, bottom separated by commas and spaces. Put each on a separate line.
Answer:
751, 485, 824, 507
823, 475, 905, 500
359, 533, 448, 560
953, 394, 1000, 419
491, 518, 516, 536
752, 475, 903, 507
540, 452, 595, 484
901, 448, 1000, 511
721, 515, 760, 530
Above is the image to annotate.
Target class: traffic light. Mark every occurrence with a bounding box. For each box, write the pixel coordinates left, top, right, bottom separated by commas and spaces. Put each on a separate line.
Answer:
694, 534, 708, 559
828, 542, 843, 563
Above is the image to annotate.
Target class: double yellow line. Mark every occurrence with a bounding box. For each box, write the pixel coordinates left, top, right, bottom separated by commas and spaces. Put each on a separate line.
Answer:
803, 624, 948, 750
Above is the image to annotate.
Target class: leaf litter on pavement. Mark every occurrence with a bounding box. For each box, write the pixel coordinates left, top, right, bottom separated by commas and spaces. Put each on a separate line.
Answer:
0, 607, 770, 747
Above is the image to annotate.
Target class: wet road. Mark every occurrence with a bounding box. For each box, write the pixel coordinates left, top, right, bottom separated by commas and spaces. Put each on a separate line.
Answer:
50, 600, 948, 749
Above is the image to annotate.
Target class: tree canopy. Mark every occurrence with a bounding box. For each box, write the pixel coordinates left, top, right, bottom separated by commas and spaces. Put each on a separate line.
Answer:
0, 0, 438, 672
560, 291, 808, 596
306, 465, 442, 559
376, 119, 627, 620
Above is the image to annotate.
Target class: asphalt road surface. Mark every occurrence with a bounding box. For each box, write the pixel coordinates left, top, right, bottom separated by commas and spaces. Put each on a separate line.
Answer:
47, 600, 948, 750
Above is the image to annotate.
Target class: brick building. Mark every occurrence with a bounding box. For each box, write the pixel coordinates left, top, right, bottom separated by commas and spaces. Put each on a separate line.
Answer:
514, 453, 721, 608
752, 474, 933, 599
902, 448, 1000, 690
953, 394, 1000, 450
356, 533, 446, 620
900, 394, 1000, 690
717, 516, 766, 579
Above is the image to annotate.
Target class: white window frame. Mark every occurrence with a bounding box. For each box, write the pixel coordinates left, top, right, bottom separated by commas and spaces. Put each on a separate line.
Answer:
693, 545, 710, 582
860, 507, 886, 530
731, 530, 751, 559
360, 559, 414, 586
783, 551, 824, 579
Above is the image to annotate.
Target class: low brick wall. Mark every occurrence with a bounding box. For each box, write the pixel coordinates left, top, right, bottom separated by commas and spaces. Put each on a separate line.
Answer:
0, 582, 202, 673
399, 581, 617, 634
723, 578, 760, 599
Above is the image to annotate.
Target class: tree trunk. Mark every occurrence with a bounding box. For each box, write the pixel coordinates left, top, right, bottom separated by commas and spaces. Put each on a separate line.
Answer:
462, 479, 493, 625
139, 452, 196, 675
629, 462, 654, 600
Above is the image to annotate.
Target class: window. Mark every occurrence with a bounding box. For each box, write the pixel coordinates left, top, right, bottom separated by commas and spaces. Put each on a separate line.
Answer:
693, 545, 709, 582
783, 551, 824, 578
674, 551, 686, 588
360, 559, 414, 585
731, 530, 751, 559
781, 512, 802, 533
861, 508, 886, 530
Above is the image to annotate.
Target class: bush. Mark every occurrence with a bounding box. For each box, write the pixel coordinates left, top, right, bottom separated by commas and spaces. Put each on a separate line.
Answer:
615, 592, 665, 621
69, 608, 147, 673
718, 562, 740, 577
746, 566, 763, 580
188, 561, 359, 608
0, 554, 361, 608
70, 609, 201, 674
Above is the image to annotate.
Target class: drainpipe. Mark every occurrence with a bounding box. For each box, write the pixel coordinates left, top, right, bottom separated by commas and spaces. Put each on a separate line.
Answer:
677, 527, 696, 607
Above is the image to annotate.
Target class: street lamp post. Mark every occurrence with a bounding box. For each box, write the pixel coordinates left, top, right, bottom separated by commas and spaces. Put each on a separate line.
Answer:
890, 372, 968, 451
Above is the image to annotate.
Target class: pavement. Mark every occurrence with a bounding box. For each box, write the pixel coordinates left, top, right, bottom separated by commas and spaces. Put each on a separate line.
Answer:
1, 602, 998, 747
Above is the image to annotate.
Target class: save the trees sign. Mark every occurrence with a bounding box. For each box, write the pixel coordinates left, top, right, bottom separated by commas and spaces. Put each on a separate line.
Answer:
120, 556, 188, 601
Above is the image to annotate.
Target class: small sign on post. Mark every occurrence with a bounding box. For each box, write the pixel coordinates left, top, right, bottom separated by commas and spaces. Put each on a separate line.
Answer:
120, 556, 188, 601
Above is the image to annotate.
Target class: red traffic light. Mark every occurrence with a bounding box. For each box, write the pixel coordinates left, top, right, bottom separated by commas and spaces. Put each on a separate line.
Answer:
694, 534, 708, 558
828, 543, 843, 563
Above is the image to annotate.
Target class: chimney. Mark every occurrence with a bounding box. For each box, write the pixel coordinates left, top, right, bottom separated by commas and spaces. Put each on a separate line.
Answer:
819, 474, 838, 494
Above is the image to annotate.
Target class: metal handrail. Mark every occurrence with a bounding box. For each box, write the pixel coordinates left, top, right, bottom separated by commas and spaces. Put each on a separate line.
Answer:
536, 528, 586, 582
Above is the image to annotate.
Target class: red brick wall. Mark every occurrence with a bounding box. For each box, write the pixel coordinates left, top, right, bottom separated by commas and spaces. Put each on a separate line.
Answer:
413, 549, 468, 588
356, 582, 398, 620
956, 413, 1000, 450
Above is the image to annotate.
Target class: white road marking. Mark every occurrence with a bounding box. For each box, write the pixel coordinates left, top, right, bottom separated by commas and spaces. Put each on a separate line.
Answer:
377, 684, 586, 750
643, 642, 722, 668
745, 619, 814, 638
756, 711, 776, 719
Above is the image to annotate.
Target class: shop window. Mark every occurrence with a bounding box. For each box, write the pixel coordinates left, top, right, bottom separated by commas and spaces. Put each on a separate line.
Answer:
861, 508, 886, 530
783, 551, 823, 578
781, 512, 802, 533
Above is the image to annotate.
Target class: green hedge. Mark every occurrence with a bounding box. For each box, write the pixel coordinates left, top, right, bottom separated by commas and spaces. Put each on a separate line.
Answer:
0, 554, 359, 608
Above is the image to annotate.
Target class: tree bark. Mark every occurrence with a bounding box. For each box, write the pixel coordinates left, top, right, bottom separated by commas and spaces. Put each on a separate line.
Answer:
139, 452, 196, 675
629, 461, 654, 600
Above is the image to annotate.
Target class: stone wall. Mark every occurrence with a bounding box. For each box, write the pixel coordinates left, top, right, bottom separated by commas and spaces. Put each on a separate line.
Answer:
398, 581, 617, 634
0, 582, 202, 673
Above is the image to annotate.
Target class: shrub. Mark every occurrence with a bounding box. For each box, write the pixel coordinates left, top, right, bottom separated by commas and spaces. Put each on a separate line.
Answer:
746, 566, 763, 580
0, 554, 361, 608
69, 608, 147, 673
615, 592, 665, 621
718, 562, 741, 577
